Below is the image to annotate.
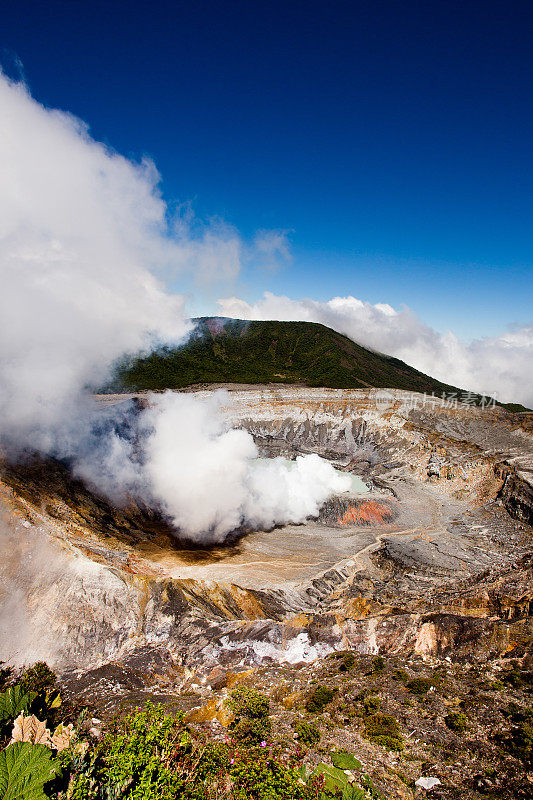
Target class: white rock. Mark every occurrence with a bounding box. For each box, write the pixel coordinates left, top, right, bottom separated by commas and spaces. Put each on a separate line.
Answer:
415, 776, 441, 790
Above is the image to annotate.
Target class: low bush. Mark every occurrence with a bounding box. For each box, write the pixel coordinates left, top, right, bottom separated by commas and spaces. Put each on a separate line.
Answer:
392, 669, 409, 684
371, 656, 386, 673
502, 666, 533, 690
338, 652, 356, 672
305, 686, 338, 714
407, 677, 433, 696
227, 686, 271, 745
19, 664, 57, 696
293, 721, 320, 746
0, 667, 12, 692
501, 706, 533, 764
444, 712, 468, 733
362, 695, 381, 714
99, 703, 183, 800
230, 746, 307, 800
363, 713, 403, 751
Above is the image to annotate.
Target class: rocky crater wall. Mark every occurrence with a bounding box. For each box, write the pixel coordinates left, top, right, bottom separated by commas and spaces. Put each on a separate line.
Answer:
0, 387, 532, 672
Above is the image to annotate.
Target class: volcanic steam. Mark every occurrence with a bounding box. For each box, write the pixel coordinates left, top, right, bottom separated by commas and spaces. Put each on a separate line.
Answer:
0, 71, 349, 543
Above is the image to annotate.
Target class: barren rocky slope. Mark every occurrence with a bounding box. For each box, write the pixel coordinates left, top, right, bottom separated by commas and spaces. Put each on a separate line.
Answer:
1, 387, 531, 672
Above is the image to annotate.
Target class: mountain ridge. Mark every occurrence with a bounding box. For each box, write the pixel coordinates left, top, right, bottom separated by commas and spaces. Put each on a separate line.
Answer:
116, 317, 523, 409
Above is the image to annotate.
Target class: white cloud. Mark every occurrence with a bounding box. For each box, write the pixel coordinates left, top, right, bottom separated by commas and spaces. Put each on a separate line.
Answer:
218, 292, 533, 406
252, 229, 292, 271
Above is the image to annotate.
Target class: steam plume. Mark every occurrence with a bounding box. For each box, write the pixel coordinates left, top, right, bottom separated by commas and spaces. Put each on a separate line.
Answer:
0, 72, 348, 542
142, 392, 350, 541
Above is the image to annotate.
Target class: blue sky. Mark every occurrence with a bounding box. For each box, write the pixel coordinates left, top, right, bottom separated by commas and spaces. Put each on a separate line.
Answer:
2, 0, 533, 338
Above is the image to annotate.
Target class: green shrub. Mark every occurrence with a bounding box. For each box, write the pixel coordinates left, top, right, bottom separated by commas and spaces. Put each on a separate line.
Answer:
305, 686, 338, 714
293, 721, 320, 746
371, 656, 385, 673
362, 695, 381, 714
444, 712, 468, 733
231, 717, 272, 745
338, 652, 356, 672
0, 667, 12, 692
502, 667, 533, 689
180, 742, 231, 799
228, 686, 270, 719
228, 686, 271, 744
19, 663, 56, 695
230, 747, 307, 800
14, 663, 62, 727
501, 706, 533, 764
101, 702, 183, 800
407, 677, 433, 696
363, 713, 403, 751
392, 669, 409, 684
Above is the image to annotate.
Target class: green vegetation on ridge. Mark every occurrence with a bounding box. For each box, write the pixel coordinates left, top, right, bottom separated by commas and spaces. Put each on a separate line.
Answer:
117, 317, 468, 397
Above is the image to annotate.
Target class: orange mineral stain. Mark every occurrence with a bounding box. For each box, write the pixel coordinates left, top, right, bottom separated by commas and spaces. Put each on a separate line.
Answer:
337, 501, 392, 526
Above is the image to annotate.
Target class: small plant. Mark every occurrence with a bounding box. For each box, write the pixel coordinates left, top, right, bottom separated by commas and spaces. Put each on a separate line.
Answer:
392, 669, 409, 684
311, 752, 386, 799
407, 677, 433, 696
0, 742, 59, 800
331, 751, 387, 799
305, 686, 338, 714
444, 712, 468, 733
502, 665, 533, 690
228, 686, 271, 745
19, 664, 56, 696
0, 668, 12, 693
371, 656, 385, 673
228, 686, 270, 719
501, 706, 533, 764
337, 652, 356, 672
363, 712, 403, 751
229, 746, 307, 800
293, 720, 320, 745
362, 695, 381, 714
188, 741, 230, 787
100, 702, 183, 800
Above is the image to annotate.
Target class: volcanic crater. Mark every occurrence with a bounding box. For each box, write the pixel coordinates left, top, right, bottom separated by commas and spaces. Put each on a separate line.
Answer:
1, 386, 532, 678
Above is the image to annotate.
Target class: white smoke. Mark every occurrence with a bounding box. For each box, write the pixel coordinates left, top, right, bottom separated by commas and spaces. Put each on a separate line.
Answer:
0, 71, 347, 543
142, 391, 350, 542
218, 293, 533, 407
0, 71, 189, 445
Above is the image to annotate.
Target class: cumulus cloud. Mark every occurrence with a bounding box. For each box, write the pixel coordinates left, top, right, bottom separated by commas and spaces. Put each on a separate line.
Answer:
0, 71, 345, 543
218, 293, 533, 407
